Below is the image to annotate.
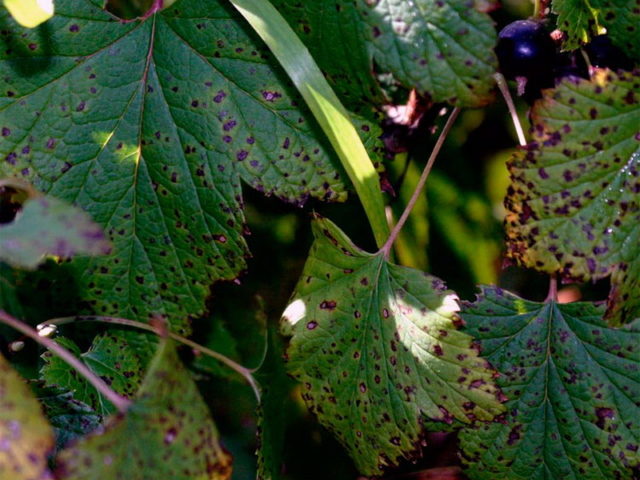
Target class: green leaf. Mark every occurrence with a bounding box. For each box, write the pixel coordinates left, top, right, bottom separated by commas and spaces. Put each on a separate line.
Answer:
552, 0, 640, 58
0, 0, 349, 332
41, 334, 143, 416
228, 0, 390, 248
0, 263, 25, 318
0, 195, 111, 270
280, 217, 504, 475
505, 71, 640, 324
459, 286, 640, 480
0, 352, 54, 480
3, 0, 54, 28
55, 338, 232, 480
355, 0, 498, 107
34, 384, 101, 451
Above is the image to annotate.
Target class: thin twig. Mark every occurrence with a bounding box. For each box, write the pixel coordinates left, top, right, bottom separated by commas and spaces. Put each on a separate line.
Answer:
493, 73, 527, 147
379, 107, 461, 259
546, 274, 558, 302
0, 310, 131, 413
41, 315, 261, 401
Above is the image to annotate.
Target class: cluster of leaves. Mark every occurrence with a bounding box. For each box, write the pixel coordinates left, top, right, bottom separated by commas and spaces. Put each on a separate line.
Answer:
0, 0, 639, 479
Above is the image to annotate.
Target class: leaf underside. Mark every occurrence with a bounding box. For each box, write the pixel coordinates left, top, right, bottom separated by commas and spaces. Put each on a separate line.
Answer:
55, 339, 232, 480
281, 217, 504, 475
460, 286, 640, 480
0, 353, 55, 480
0, 0, 348, 332
505, 70, 640, 324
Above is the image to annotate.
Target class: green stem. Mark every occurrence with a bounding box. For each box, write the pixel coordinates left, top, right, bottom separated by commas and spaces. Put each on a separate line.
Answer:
41, 315, 261, 401
380, 108, 460, 259
0, 310, 131, 413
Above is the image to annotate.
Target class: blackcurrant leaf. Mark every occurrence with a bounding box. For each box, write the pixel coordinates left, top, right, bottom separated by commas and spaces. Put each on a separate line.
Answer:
505, 70, 640, 325
460, 286, 640, 480
281, 217, 505, 475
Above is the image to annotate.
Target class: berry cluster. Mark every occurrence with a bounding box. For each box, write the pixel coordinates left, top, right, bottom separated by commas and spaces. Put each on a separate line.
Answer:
496, 20, 633, 102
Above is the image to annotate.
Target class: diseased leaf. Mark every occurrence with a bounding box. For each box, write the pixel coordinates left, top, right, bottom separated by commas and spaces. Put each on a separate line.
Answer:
460, 286, 640, 480
0, 196, 110, 270
40, 334, 143, 416
281, 217, 504, 475
0, 352, 54, 480
55, 339, 232, 480
0, 0, 348, 332
34, 384, 101, 451
355, 0, 497, 107
552, 0, 640, 58
505, 71, 640, 324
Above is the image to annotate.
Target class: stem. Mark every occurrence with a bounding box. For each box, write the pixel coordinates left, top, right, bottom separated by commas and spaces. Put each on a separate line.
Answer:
0, 310, 131, 413
379, 107, 460, 259
493, 73, 527, 147
41, 316, 261, 402
546, 275, 558, 302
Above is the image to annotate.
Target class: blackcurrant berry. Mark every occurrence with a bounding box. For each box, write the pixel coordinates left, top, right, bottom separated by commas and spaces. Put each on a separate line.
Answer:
496, 20, 556, 81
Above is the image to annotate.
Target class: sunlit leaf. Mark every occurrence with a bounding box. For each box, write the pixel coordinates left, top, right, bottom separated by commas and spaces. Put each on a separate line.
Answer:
460, 286, 640, 480
3, 0, 54, 28
0, 196, 110, 270
0, 0, 348, 332
281, 217, 504, 475
56, 339, 232, 480
505, 70, 640, 324
0, 352, 54, 480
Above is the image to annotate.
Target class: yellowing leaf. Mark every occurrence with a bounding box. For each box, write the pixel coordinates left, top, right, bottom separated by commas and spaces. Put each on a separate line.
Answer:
56, 339, 232, 480
3, 0, 54, 28
0, 353, 54, 480
281, 217, 505, 475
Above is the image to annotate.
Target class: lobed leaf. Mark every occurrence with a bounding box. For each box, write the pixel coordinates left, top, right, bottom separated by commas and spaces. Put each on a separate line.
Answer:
0, 0, 348, 332
355, 0, 498, 107
0, 195, 110, 270
505, 70, 640, 324
40, 333, 143, 416
281, 217, 504, 475
55, 338, 232, 480
0, 352, 54, 480
552, 0, 640, 58
460, 286, 640, 480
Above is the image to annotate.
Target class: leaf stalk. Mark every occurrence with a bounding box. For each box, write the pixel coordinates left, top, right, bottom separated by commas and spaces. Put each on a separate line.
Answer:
0, 310, 131, 413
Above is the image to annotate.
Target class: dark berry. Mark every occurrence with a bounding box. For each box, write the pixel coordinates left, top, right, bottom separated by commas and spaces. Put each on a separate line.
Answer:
585, 35, 633, 71
496, 20, 556, 81
0, 187, 21, 224
553, 51, 589, 81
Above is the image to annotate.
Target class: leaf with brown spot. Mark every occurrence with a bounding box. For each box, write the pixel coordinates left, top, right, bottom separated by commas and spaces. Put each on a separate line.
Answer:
281, 217, 504, 475
40, 334, 143, 416
0, 0, 348, 334
505, 70, 640, 324
55, 339, 232, 480
460, 286, 640, 480
355, 0, 498, 107
0, 352, 54, 480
